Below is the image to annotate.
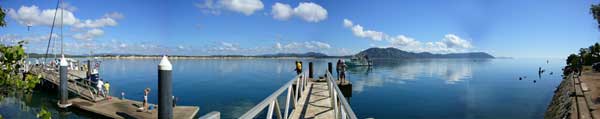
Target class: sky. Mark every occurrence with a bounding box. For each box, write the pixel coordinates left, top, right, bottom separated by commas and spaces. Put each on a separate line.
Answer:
1, 0, 600, 58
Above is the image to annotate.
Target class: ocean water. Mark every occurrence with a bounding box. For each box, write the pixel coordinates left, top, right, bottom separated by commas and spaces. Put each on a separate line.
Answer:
0, 58, 563, 119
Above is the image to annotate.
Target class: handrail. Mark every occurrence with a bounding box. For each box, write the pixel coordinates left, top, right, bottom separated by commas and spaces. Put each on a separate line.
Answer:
325, 71, 358, 119
31, 65, 100, 101
239, 72, 307, 119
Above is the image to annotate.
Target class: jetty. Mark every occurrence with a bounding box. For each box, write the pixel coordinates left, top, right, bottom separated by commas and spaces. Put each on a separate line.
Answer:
547, 69, 600, 119
28, 59, 200, 119
571, 70, 600, 119
240, 62, 357, 119
29, 65, 105, 102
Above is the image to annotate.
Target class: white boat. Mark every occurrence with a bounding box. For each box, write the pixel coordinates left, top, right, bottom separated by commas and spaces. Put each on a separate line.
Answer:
345, 55, 372, 67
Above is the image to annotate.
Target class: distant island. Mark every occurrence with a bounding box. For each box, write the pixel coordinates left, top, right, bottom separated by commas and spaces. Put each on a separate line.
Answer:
27, 48, 494, 59
356, 47, 494, 59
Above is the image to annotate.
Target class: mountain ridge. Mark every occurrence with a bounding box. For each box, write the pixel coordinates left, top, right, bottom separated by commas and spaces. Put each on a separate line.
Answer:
356, 47, 494, 59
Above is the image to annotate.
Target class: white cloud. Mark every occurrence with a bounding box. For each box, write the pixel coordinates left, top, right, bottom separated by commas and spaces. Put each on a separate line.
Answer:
310, 41, 331, 49
274, 42, 283, 49
220, 0, 264, 15
195, 0, 222, 15
60, 2, 78, 12
388, 35, 420, 47
8, 5, 122, 42
0, 34, 59, 45
270, 2, 327, 23
343, 19, 385, 41
442, 34, 472, 49
196, 0, 264, 16
104, 12, 124, 19
276, 41, 331, 51
72, 29, 104, 41
73, 17, 117, 29
119, 43, 128, 48
343, 19, 474, 53
210, 42, 240, 51
293, 2, 327, 22
271, 3, 293, 20
343, 19, 353, 27
7, 5, 78, 26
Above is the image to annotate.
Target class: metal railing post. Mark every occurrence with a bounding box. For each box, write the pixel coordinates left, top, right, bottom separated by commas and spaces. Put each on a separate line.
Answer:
274, 100, 282, 119
267, 100, 275, 119
284, 85, 292, 119
295, 76, 300, 103
334, 91, 339, 119
342, 107, 347, 119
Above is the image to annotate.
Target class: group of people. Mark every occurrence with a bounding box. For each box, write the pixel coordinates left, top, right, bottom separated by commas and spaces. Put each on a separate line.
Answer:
337, 59, 347, 83
293, 60, 347, 82
96, 79, 111, 100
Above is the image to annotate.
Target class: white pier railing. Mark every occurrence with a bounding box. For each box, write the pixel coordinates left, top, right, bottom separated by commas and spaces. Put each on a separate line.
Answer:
325, 71, 357, 119
239, 72, 308, 119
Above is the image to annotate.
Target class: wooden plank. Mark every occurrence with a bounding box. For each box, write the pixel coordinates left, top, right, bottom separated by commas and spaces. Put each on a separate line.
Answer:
289, 81, 335, 119
582, 83, 590, 92
577, 96, 593, 119
69, 98, 199, 119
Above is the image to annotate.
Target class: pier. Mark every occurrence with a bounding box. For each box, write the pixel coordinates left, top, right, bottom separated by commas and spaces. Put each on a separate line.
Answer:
28, 57, 200, 119
240, 63, 357, 119
29, 65, 105, 102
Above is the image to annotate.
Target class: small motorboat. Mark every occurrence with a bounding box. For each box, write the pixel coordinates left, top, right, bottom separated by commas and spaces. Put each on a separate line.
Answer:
345, 55, 373, 67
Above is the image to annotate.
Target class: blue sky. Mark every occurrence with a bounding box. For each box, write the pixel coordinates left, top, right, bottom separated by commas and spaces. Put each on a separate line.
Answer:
1, 0, 600, 58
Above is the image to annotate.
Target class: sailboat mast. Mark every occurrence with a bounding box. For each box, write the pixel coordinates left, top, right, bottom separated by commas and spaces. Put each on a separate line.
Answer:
60, 0, 64, 57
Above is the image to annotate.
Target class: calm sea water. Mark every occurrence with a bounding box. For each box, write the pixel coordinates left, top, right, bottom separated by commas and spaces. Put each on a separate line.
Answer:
0, 58, 563, 119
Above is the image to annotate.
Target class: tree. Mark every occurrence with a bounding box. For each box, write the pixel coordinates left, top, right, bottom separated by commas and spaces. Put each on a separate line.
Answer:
0, 6, 5, 27
592, 4, 600, 29
0, 41, 41, 92
567, 54, 580, 66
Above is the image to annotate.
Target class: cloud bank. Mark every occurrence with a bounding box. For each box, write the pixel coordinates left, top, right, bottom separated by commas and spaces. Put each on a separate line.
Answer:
343, 19, 473, 53
7, 5, 123, 41
196, 0, 264, 16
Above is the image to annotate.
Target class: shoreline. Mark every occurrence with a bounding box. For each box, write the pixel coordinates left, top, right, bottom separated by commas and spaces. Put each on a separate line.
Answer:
29, 56, 344, 60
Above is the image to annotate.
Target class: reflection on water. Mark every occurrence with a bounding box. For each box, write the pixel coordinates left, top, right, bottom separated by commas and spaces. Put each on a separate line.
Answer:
349, 59, 489, 93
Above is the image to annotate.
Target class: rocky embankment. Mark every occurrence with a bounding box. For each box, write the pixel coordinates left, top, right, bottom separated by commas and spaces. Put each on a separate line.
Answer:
544, 74, 574, 119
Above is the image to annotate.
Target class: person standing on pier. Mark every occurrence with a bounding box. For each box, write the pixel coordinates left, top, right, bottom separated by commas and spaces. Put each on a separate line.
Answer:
104, 81, 111, 100
336, 59, 342, 80
143, 88, 151, 112
340, 60, 347, 83
97, 79, 105, 97
294, 61, 302, 75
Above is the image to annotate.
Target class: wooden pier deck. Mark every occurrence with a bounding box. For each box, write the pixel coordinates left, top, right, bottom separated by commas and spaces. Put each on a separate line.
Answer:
290, 80, 334, 118
29, 65, 200, 119
68, 98, 199, 119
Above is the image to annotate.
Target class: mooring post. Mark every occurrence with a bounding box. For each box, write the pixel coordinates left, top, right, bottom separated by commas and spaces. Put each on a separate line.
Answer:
87, 60, 92, 79
328, 62, 333, 75
58, 56, 71, 108
158, 56, 173, 119
309, 62, 313, 78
